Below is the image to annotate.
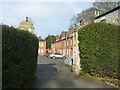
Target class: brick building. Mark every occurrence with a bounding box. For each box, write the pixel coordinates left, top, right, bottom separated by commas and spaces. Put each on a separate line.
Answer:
38, 36, 46, 56
51, 29, 74, 57
51, 20, 88, 57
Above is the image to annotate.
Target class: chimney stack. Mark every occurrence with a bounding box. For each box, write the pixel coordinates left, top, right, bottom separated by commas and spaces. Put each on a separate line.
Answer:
95, 10, 101, 16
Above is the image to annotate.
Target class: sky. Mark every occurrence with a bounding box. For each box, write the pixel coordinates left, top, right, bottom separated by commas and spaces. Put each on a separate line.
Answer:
0, 1, 94, 39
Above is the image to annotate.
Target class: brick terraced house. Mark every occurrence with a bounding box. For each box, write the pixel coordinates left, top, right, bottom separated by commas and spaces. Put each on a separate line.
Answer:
51, 28, 74, 57
51, 20, 88, 57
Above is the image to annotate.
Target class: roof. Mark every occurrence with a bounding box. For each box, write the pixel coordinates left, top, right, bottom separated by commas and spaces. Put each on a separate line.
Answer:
94, 6, 120, 19
38, 36, 45, 41
19, 20, 33, 26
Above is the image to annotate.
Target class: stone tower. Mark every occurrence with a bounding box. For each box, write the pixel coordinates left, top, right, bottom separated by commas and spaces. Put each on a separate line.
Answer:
18, 17, 34, 34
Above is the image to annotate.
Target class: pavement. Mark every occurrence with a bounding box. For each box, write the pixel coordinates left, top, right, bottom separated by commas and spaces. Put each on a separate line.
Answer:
31, 56, 118, 88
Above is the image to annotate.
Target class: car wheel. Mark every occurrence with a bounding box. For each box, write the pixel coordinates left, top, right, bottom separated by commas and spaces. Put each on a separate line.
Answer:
63, 56, 66, 59
52, 56, 55, 59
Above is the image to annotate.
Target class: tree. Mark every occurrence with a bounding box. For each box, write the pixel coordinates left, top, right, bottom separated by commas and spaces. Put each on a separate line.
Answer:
70, 7, 97, 27
93, 1, 120, 14
77, 7, 98, 24
45, 35, 56, 49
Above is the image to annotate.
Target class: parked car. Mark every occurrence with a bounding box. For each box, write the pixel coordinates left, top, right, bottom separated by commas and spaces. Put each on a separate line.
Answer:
64, 56, 73, 66
48, 53, 53, 57
49, 53, 66, 59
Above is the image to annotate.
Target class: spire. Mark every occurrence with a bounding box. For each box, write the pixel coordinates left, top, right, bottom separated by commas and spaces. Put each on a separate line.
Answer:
26, 17, 28, 21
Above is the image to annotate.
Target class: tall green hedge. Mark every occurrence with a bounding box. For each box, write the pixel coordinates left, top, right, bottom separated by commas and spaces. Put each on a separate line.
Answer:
2, 25, 39, 88
78, 23, 119, 79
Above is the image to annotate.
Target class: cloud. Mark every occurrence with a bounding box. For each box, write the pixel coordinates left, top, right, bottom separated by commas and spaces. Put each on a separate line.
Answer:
2, 2, 78, 22
0, 3, 2, 23
2, 2, 85, 21
1, 0, 96, 2
2, 3, 50, 18
1, 2, 93, 38
14, 3, 54, 18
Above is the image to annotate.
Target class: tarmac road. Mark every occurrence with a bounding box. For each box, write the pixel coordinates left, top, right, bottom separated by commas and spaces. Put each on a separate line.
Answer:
31, 56, 118, 88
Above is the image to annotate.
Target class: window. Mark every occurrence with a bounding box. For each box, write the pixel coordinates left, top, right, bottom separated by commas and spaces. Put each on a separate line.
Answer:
41, 43, 43, 47
41, 49, 43, 53
55, 53, 61, 55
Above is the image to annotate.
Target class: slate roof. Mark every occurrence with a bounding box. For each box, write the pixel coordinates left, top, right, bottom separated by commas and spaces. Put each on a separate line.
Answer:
38, 36, 45, 41
94, 6, 120, 19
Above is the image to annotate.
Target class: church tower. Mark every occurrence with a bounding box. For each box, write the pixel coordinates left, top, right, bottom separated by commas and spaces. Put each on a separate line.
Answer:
18, 17, 34, 34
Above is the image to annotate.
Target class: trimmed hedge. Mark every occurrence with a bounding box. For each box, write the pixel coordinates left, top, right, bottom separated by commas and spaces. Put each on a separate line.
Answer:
78, 23, 119, 79
2, 25, 39, 88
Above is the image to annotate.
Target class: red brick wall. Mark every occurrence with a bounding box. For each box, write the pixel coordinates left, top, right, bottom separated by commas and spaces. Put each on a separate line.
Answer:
51, 43, 56, 53
51, 30, 73, 57
62, 39, 66, 55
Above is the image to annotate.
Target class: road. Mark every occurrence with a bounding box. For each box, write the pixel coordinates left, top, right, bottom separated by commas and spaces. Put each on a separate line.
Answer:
31, 56, 118, 88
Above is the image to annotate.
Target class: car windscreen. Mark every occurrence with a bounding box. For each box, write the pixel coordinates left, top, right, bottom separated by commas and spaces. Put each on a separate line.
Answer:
54, 53, 61, 55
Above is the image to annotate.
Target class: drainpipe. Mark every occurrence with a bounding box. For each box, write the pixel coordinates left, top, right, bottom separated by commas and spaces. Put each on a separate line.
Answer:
65, 33, 68, 57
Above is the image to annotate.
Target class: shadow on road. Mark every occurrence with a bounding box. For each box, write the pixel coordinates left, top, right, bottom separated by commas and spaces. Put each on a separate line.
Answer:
31, 63, 57, 88
29, 56, 118, 88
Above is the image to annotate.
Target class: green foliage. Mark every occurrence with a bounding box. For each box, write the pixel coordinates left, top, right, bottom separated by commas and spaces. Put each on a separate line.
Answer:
45, 35, 56, 49
2, 25, 39, 88
80, 70, 93, 79
78, 23, 119, 79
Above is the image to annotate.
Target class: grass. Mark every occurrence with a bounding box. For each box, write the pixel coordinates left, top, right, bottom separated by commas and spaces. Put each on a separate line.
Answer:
79, 70, 119, 87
